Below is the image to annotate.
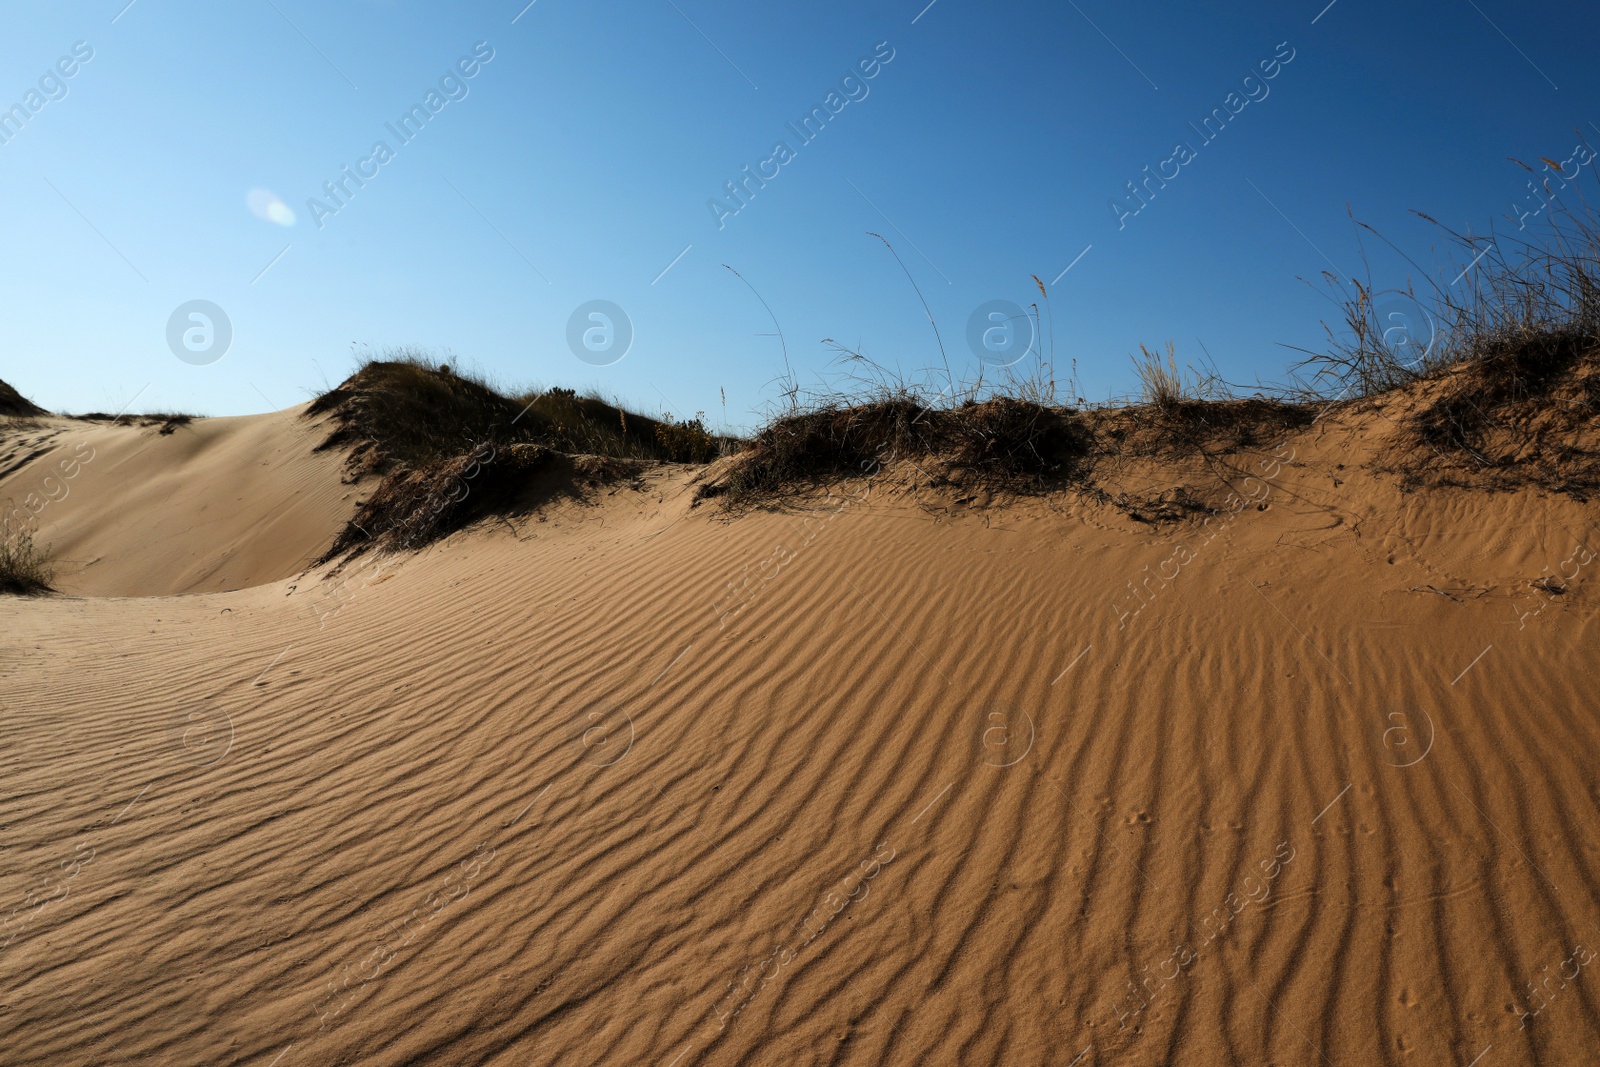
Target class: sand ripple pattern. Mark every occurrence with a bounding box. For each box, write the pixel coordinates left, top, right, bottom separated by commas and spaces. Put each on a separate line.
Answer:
3, 456, 1599, 1065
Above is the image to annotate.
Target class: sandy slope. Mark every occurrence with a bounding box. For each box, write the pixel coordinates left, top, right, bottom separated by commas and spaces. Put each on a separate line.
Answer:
0, 406, 354, 597
2, 402, 1599, 1066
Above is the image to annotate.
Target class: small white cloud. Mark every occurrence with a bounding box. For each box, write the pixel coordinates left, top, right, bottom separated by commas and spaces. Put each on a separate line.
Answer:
247, 188, 296, 227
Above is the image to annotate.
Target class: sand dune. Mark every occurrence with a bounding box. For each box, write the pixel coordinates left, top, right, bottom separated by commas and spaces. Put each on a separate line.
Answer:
0, 407, 354, 597
2, 396, 1598, 1066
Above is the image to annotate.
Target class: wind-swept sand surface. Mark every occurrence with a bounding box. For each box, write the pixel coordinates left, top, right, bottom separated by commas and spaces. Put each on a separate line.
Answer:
2, 399, 1599, 1066
0, 407, 352, 597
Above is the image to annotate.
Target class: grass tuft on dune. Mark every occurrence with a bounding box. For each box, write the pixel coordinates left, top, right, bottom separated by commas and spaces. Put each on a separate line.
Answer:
713, 395, 1094, 503
307, 354, 721, 473
307, 352, 722, 556
0, 526, 55, 595
0, 379, 45, 418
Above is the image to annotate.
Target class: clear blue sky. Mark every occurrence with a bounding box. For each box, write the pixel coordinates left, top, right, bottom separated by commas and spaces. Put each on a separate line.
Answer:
0, 0, 1591, 431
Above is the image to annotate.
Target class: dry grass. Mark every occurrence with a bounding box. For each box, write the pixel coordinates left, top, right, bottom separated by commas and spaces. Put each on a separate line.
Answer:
0, 380, 45, 418
1394, 345, 1600, 494
1131, 342, 1187, 410
321, 443, 552, 557
1394, 219, 1600, 493
319, 445, 651, 559
0, 525, 55, 595
308, 356, 537, 475
710, 301, 1309, 506
1279, 164, 1600, 494
138, 414, 196, 435
713, 394, 1094, 504
307, 351, 708, 555
709, 385, 1321, 516
517, 387, 723, 463
1089, 397, 1315, 459
308, 353, 724, 473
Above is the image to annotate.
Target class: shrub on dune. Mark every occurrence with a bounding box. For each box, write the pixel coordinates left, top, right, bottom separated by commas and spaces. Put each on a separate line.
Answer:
0, 526, 54, 595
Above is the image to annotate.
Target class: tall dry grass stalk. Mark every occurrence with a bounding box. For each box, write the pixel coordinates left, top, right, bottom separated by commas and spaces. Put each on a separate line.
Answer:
1131, 342, 1186, 409
1292, 146, 1600, 402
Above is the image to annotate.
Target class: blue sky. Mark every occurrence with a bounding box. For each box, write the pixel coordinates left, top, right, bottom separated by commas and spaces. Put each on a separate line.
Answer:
0, 0, 1592, 431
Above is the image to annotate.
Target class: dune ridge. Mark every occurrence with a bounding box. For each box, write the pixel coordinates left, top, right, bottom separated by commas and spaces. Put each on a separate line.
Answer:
1, 382, 1599, 1066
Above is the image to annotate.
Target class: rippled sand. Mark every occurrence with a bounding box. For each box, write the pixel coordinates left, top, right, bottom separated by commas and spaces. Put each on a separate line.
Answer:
2, 403, 1597, 1065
